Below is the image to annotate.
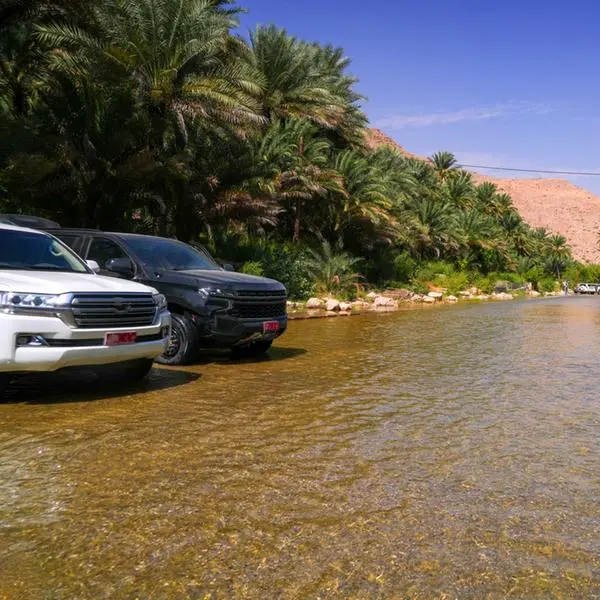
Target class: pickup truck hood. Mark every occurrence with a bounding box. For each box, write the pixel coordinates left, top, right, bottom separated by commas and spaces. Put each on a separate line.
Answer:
159, 269, 286, 292
0, 271, 158, 295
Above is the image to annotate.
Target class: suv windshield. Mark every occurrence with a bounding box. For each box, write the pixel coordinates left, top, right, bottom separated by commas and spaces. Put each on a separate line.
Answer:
123, 236, 221, 271
0, 229, 89, 272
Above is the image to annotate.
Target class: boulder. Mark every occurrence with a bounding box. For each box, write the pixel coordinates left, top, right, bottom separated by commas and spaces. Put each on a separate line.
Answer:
427, 291, 443, 300
351, 300, 370, 310
325, 298, 341, 312
374, 295, 398, 308
445, 295, 458, 303
458, 290, 472, 297
492, 292, 514, 300
422, 296, 436, 304
382, 288, 413, 301
366, 291, 378, 300
467, 287, 480, 296
528, 290, 541, 298
339, 302, 352, 312
306, 297, 325, 309
411, 294, 423, 303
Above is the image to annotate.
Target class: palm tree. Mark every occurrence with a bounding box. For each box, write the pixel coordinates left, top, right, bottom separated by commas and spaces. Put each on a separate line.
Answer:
430, 151, 458, 181
443, 171, 475, 209
404, 195, 455, 260
305, 240, 362, 295
546, 235, 571, 278
40, 0, 264, 146
247, 25, 365, 143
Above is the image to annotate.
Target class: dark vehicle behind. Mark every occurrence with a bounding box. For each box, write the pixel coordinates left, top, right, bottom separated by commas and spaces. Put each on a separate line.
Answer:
50, 230, 287, 364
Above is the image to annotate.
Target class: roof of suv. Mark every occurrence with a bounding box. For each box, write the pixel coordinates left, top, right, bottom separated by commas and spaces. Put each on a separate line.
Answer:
0, 214, 61, 229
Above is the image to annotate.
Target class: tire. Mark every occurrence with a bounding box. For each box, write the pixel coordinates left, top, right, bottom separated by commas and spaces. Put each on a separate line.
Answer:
231, 340, 273, 359
120, 358, 154, 381
155, 313, 199, 366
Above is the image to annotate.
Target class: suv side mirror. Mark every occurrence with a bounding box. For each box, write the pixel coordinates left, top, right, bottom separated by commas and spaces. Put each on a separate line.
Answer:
86, 260, 100, 273
222, 263, 235, 272
106, 257, 135, 278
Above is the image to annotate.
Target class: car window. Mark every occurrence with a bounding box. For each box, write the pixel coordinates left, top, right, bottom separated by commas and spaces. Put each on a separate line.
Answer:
122, 236, 221, 271
56, 234, 79, 251
0, 229, 89, 272
88, 237, 130, 269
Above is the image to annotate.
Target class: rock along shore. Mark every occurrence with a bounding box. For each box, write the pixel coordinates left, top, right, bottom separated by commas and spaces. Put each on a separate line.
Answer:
287, 287, 562, 320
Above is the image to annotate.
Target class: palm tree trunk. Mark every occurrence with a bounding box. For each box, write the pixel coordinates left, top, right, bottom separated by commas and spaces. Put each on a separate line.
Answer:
292, 200, 301, 244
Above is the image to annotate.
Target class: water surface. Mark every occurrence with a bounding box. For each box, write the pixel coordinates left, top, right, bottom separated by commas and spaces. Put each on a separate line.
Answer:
1, 297, 599, 598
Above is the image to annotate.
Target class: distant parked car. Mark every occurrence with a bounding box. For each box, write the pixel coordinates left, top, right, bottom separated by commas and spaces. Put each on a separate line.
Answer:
574, 283, 600, 295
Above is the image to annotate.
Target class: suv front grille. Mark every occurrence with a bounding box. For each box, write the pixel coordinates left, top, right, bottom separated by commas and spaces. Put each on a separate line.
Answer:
230, 290, 287, 320
71, 293, 156, 328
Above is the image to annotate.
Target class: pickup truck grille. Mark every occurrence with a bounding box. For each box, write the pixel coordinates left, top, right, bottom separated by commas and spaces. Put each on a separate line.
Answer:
70, 293, 156, 328
230, 290, 287, 320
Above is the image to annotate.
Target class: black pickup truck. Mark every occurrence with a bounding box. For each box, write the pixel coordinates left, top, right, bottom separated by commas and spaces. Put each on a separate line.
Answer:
49, 229, 287, 364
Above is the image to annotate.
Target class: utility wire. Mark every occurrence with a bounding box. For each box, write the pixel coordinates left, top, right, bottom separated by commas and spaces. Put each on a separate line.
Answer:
459, 164, 600, 176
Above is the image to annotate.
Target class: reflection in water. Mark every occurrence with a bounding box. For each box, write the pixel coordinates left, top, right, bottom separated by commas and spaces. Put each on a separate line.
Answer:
1, 297, 600, 598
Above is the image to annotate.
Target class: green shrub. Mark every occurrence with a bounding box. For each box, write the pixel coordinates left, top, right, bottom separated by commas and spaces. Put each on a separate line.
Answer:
240, 261, 264, 277
538, 278, 558, 293
393, 252, 418, 283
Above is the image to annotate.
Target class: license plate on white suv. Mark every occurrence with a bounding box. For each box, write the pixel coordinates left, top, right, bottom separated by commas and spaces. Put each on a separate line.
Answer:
104, 332, 137, 346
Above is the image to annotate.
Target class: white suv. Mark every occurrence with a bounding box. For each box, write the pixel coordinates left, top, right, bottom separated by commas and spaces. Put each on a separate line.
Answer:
0, 224, 171, 392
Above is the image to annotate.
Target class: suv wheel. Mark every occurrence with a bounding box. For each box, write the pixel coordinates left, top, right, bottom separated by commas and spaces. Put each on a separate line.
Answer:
231, 340, 273, 359
156, 314, 199, 366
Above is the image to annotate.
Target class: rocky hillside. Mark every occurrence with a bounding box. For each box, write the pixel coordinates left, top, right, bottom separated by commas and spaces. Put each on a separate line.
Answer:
365, 128, 600, 263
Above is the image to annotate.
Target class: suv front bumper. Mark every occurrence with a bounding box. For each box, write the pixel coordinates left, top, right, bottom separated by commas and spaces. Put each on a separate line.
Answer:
0, 312, 171, 373
198, 314, 288, 347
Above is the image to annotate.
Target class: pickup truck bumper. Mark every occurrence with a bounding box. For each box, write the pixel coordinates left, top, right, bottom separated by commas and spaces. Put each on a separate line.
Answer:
0, 312, 171, 373
198, 314, 288, 347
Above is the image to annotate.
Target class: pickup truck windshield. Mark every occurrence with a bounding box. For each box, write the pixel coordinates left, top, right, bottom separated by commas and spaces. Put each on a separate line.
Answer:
0, 229, 88, 272
123, 236, 221, 271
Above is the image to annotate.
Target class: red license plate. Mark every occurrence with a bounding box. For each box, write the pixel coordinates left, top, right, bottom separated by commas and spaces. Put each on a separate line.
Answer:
263, 321, 279, 333
104, 332, 137, 346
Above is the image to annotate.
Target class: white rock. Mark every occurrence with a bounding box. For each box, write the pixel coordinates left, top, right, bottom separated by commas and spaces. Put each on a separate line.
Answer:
492, 292, 514, 300
445, 295, 458, 303
374, 295, 398, 308
306, 297, 325, 309
422, 296, 436, 303
458, 291, 472, 297
528, 290, 541, 298
366, 291, 378, 300
428, 291, 443, 299
326, 298, 341, 312
339, 302, 352, 312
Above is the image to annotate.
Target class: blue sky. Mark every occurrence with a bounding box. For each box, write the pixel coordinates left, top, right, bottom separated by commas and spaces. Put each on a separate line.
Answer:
238, 0, 600, 194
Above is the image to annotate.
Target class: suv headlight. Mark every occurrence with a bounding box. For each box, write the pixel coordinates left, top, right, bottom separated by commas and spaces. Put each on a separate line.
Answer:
0, 292, 70, 315
152, 293, 168, 311
198, 287, 237, 298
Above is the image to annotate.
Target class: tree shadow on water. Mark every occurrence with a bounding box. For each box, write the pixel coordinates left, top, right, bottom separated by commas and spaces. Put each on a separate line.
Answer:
1, 366, 200, 405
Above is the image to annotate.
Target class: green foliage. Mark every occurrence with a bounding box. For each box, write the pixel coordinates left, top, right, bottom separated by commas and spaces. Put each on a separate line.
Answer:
240, 261, 264, 277
393, 252, 418, 283
305, 241, 362, 297
538, 278, 558, 293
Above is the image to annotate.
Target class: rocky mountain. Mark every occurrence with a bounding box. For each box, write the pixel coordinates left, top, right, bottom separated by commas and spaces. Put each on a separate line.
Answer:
364, 128, 600, 263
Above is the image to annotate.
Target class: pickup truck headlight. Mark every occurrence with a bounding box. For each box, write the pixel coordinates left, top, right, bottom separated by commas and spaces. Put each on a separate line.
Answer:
152, 293, 168, 311
0, 292, 69, 315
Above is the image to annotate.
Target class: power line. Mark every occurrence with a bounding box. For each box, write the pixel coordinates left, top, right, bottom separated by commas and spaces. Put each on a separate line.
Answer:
459, 164, 600, 176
